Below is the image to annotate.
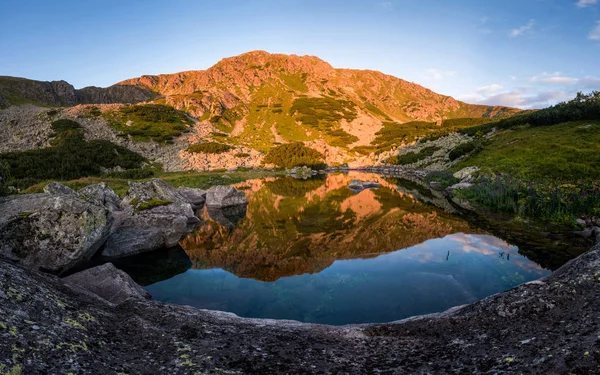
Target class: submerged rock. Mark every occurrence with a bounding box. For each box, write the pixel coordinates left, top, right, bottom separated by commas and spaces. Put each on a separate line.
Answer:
63, 262, 150, 304
205, 185, 248, 208
0, 193, 112, 273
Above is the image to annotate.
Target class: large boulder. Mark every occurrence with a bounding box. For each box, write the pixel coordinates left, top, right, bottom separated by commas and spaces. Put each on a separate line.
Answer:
101, 180, 201, 259
121, 178, 190, 208
43, 181, 74, 195
63, 262, 150, 304
453, 166, 480, 181
0, 193, 112, 273
177, 187, 207, 207
77, 183, 122, 212
205, 185, 248, 208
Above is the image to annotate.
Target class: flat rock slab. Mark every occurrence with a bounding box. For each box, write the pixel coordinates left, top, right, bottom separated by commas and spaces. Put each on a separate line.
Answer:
1, 243, 599, 373
63, 262, 150, 304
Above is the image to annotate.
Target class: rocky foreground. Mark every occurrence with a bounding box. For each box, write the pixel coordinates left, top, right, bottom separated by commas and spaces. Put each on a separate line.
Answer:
0, 238, 599, 373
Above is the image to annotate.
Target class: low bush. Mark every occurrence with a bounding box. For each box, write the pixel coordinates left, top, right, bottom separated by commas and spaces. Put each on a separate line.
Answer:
448, 141, 478, 161
51, 119, 81, 132
186, 142, 233, 154
234, 152, 250, 158
263, 142, 326, 169
389, 146, 439, 165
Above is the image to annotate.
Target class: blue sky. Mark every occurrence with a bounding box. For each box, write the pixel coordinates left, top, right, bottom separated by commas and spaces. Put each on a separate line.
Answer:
0, 0, 598, 109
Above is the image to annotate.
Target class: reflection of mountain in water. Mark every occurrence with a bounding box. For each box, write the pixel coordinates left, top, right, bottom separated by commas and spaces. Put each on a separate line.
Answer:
181, 172, 482, 281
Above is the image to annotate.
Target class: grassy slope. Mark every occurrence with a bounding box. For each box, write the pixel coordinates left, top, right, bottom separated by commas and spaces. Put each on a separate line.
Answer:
455, 121, 600, 181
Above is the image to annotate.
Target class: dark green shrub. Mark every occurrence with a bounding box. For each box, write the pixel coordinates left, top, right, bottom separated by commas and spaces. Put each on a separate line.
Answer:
263, 142, 326, 169
449, 142, 477, 161
424, 171, 459, 188
51, 119, 81, 132
107, 104, 192, 143
390, 146, 440, 165
234, 152, 250, 158
289, 97, 357, 129
186, 142, 233, 154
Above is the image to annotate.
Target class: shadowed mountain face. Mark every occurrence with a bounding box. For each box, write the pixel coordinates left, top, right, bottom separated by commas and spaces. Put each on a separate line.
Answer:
0, 76, 156, 107
180, 172, 481, 282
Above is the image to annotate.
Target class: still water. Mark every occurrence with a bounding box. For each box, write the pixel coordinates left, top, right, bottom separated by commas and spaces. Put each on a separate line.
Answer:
128, 173, 550, 325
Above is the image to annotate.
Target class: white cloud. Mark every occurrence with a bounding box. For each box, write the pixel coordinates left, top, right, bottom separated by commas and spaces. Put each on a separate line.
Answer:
530, 72, 577, 84
579, 76, 600, 88
577, 0, 598, 7
422, 68, 456, 80
477, 84, 503, 93
478, 89, 571, 108
510, 19, 534, 37
589, 21, 600, 40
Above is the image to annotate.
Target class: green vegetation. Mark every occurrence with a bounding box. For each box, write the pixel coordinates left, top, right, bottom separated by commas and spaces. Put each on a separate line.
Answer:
387, 146, 440, 165
456, 176, 600, 225
326, 129, 359, 147
448, 141, 480, 161
460, 91, 600, 136
289, 97, 357, 130
105, 169, 155, 179
0, 119, 146, 190
263, 142, 326, 169
455, 121, 600, 181
352, 145, 378, 155
105, 104, 192, 142
186, 142, 233, 154
136, 198, 173, 212
424, 171, 459, 189
234, 152, 250, 158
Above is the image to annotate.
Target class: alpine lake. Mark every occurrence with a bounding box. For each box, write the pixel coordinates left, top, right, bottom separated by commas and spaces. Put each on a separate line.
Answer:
115, 172, 576, 326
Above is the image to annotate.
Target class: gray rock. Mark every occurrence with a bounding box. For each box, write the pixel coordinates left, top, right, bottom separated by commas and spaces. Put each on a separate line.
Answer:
43, 181, 74, 195
177, 187, 206, 207
576, 218, 587, 226
101, 208, 196, 260
0, 193, 112, 273
63, 263, 150, 304
452, 166, 479, 181
77, 183, 121, 212
205, 185, 248, 208
447, 182, 473, 192
121, 178, 189, 209
429, 181, 444, 191
574, 227, 594, 239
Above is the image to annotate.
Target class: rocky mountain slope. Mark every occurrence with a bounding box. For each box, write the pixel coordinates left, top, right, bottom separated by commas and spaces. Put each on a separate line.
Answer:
0, 51, 523, 171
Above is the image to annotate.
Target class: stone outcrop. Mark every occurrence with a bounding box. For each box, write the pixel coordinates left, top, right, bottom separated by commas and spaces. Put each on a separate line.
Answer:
0, 193, 112, 273
101, 179, 201, 259
63, 262, 150, 304
1, 243, 599, 374
177, 186, 207, 207
205, 185, 248, 207
77, 183, 122, 212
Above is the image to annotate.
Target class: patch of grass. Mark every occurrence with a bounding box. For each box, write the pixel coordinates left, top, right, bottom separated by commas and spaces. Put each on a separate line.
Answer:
51, 119, 81, 132
454, 121, 600, 181
290, 97, 357, 131
234, 152, 250, 158
263, 142, 326, 169
105, 169, 154, 179
326, 129, 359, 147
186, 142, 233, 154
352, 145, 378, 155
137, 198, 173, 211
105, 104, 192, 143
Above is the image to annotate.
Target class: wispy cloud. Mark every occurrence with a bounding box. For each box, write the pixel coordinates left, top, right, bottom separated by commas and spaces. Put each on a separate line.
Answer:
577, 0, 598, 7
422, 68, 456, 80
589, 21, 600, 40
510, 19, 534, 37
479, 89, 571, 108
376, 1, 393, 10
530, 72, 577, 84
477, 84, 503, 93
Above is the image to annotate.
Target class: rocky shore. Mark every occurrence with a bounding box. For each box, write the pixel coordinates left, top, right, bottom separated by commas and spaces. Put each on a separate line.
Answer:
0, 241, 598, 374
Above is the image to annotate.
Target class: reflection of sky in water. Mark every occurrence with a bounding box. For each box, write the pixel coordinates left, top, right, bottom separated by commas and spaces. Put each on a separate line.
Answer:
147, 233, 550, 325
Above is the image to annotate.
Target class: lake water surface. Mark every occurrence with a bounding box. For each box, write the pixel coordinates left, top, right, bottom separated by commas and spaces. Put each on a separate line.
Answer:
126, 172, 550, 325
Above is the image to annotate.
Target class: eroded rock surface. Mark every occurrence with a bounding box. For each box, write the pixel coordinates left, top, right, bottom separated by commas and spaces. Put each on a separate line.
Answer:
1, 243, 599, 374
0, 193, 112, 273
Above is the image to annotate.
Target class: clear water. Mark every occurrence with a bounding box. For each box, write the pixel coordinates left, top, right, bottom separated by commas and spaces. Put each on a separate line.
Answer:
134, 172, 550, 325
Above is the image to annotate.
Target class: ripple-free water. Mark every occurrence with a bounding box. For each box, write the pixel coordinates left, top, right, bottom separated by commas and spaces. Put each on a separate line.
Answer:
124, 172, 550, 325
